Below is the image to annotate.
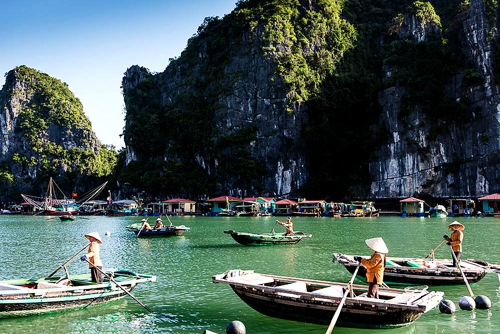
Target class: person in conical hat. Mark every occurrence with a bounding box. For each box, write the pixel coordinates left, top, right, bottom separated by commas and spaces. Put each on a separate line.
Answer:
141, 218, 152, 231
155, 217, 163, 229
81, 231, 103, 283
443, 221, 464, 267
354, 237, 388, 299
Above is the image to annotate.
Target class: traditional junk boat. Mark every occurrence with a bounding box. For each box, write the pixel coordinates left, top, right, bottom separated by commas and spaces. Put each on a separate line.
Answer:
213, 269, 444, 329
333, 253, 500, 285
21, 179, 108, 216
0, 270, 156, 318
126, 223, 190, 237
224, 230, 311, 246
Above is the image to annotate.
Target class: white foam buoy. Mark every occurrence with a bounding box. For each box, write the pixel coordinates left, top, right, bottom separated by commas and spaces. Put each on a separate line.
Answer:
439, 299, 456, 314
105, 231, 110, 236
475, 295, 491, 309
459, 296, 475, 310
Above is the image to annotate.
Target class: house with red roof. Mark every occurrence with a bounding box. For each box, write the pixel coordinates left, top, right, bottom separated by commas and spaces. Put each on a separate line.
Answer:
399, 197, 425, 217
206, 196, 243, 215
273, 199, 298, 215
242, 197, 275, 214
478, 193, 500, 215
162, 198, 196, 215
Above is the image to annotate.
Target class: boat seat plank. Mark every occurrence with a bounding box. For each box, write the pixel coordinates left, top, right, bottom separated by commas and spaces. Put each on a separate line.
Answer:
36, 282, 70, 289
227, 273, 275, 285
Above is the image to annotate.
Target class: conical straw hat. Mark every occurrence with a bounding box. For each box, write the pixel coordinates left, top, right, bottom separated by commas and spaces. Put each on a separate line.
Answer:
85, 231, 102, 244
448, 221, 465, 231
365, 237, 388, 253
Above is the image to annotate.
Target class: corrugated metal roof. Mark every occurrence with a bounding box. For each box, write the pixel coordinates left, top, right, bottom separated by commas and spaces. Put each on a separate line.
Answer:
162, 198, 195, 203
274, 199, 298, 205
206, 196, 243, 202
400, 197, 423, 202
478, 193, 500, 200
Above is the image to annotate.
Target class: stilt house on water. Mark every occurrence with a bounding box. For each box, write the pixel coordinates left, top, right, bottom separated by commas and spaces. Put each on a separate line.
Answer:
273, 199, 298, 216
399, 197, 425, 217
478, 193, 500, 216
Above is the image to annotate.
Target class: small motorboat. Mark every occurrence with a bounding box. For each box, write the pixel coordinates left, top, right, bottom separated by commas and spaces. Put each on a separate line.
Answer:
212, 269, 444, 329
224, 230, 311, 246
126, 223, 190, 237
0, 269, 156, 318
429, 204, 448, 218
333, 253, 500, 285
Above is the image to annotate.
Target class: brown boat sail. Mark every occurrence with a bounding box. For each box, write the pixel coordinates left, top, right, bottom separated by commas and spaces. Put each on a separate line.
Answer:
213, 269, 444, 329
333, 253, 500, 286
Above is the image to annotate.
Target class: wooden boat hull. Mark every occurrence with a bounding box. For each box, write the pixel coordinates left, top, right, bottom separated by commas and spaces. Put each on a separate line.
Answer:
59, 215, 76, 221
0, 270, 156, 318
213, 270, 443, 329
126, 224, 190, 237
224, 230, 311, 246
333, 253, 490, 285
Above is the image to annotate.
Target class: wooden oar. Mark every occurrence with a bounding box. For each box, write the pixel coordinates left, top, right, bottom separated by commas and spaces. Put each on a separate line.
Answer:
449, 244, 475, 298
48, 244, 89, 277
425, 239, 446, 259
270, 220, 279, 234
325, 262, 361, 334
84, 259, 154, 313
290, 231, 312, 248
165, 214, 174, 227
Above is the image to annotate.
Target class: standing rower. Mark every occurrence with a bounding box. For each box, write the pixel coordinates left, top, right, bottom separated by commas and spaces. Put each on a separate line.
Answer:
80, 231, 103, 283
355, 237, 388, 299
443, 221, 464, 267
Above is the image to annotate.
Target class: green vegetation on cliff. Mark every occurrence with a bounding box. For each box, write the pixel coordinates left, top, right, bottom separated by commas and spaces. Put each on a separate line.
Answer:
2, 66, 118, 196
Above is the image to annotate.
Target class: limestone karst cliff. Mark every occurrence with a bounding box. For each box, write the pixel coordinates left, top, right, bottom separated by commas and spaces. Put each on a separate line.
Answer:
370, 0, 500, 199
0, 66, 117, 197
121, 0, 500, 200
122, 0, 355, 198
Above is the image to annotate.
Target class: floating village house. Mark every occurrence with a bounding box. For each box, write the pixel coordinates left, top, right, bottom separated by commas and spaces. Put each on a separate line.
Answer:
446, 198, 475, 216
273, 199, 298, 215
400, 197, 425, 217
298, 199, 326, 215
206, 196, 243, 215
478, 193, 500, 215
163, 198, 196, 215
241, 197, 275, 213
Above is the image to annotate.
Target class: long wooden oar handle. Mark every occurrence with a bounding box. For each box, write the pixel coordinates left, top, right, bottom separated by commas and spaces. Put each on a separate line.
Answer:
449, 245, 475, 298
85, 259, 154, 313
48, 244, 89, 277
425, 239, 446, 259
325, 263, 361, 334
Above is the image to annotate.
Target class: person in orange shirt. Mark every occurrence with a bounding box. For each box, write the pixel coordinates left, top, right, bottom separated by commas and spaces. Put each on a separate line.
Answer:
154, 217, 163, 229
354, 237, 388, 299
443, 221, 464, 267
141, 218, 152, 231
81, 231, 103, 283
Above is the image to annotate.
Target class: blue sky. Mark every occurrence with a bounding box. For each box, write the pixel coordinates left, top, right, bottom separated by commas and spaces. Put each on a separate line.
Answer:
1, 0, 238, 149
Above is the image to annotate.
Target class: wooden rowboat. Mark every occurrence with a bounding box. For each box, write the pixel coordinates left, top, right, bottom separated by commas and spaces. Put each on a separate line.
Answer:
213, 269, 444, 329
126, 223, 190, 237
0, 270, 156, 318
333, 253, 500, 285
59, 215, 76, 221
224, 230, 311, 246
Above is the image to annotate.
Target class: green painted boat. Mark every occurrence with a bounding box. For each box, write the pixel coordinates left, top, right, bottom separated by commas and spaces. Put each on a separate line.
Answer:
0, 270, 156, 318
224, 230, 311, 246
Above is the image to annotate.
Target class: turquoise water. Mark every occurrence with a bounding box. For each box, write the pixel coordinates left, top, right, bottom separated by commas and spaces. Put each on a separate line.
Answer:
0, 215, 499, 333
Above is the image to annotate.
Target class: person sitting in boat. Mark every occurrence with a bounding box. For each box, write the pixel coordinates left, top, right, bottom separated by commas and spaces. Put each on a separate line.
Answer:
443, 221, 464, 267
141, 218, 152, 231
155, 217, 163, 229
80, 231, 103, 283
276, 217, 294, 235
354, 237, 388, 299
